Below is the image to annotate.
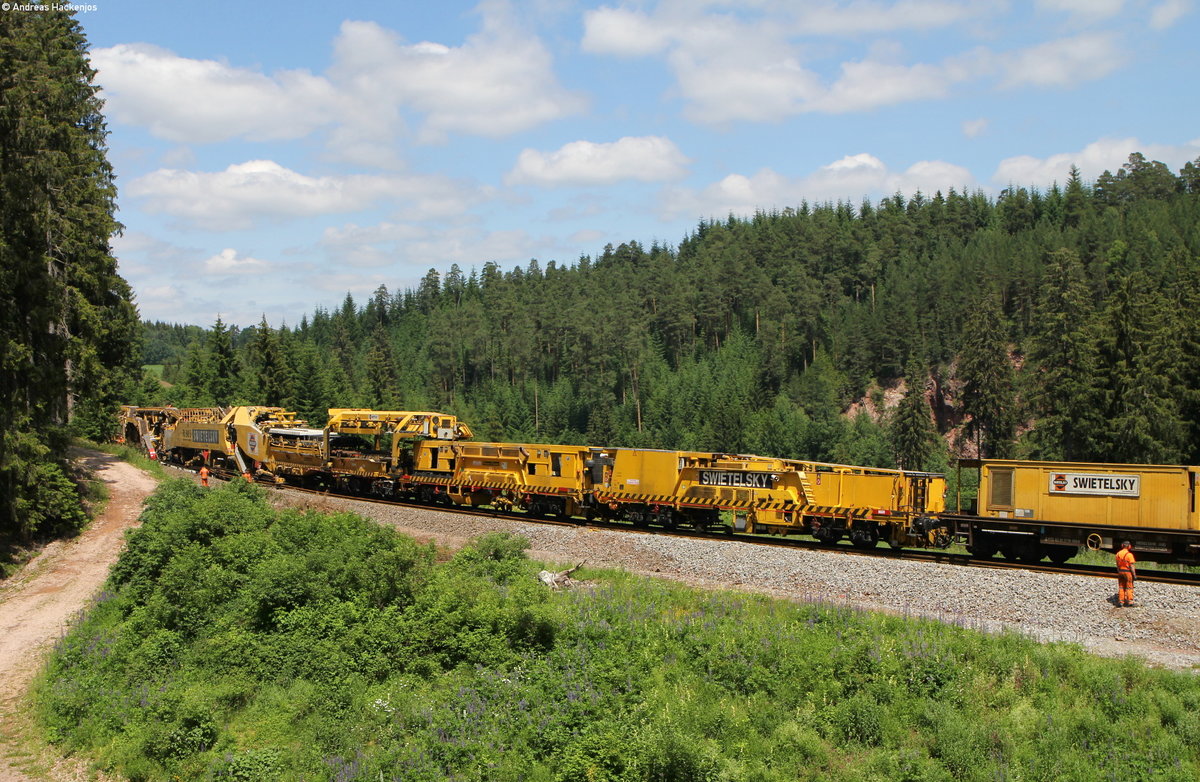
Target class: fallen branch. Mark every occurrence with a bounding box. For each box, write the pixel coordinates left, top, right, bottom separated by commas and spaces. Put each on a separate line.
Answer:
538, 562, 584, 589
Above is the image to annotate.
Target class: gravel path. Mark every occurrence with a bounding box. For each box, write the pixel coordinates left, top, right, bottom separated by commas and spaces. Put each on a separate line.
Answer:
0, 450, 150, 782
276, 490, 1200, 671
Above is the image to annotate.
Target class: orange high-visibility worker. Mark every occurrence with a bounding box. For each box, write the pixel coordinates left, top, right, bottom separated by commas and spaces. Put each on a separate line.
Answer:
199, 465, 210, 487
1116, 541, 1137, 607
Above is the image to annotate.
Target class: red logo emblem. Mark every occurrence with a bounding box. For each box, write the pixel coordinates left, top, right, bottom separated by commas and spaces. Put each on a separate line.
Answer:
1052, 474, 1067, 491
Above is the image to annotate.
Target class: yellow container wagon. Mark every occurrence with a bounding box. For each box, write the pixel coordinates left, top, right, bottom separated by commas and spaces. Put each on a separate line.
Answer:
963, 460, 1200, 563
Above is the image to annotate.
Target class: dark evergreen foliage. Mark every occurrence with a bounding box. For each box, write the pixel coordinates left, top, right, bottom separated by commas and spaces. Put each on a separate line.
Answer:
890, 359, 940, 470
0, 10, 139, 542
958, 295, 1017, 459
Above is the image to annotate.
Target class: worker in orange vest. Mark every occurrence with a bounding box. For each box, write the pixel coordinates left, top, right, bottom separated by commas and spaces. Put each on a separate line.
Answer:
199, 465, 210, 487
1116, 541, 1137, 607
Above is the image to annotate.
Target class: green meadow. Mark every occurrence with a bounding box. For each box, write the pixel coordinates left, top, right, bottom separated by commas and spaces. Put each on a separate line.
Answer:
34, 479, 1200, 781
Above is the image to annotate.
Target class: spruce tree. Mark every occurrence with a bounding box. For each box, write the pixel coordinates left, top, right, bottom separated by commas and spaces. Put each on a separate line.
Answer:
179, 341, 214, 406
890, 358, 938, 470
0, 10, 138, 538
1023, 249, 1106, 460
207, 316, 238, 404
364, 324, 397, 408
248, 317, 292, 407
958, 295, 1016, 458
1063, 165, 1087, 228
1098, 273, 1186, 463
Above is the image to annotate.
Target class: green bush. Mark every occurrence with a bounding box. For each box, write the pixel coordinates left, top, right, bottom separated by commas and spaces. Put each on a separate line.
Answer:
33, 480, 1200, 781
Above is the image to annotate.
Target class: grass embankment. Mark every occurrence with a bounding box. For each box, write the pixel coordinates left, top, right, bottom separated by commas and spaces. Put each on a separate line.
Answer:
35, 479, 1200, 781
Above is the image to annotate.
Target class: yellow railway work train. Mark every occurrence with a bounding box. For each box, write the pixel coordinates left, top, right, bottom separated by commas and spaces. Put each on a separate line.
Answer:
117, 407, 1200, 563
116, 405, 951, 552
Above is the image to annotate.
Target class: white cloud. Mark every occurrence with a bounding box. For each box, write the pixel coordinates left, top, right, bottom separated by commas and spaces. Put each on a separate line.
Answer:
993, 137, 1200, 186
1149, 0, 1192, 29
307, 271, 397, 296
581, 7, 670, 56
570, 228, 607, 245
111, 231, 197, 273
582, 4, 1134, 123
127, 160, 479, 230
583, 1, 978, 54
318, 220, 541, 274
506, 136, 690, 186
962, 118, 988, 138
662, 153, 975, 220
669, 35, 980, 122
1000, 33, 1124, 88
92, 3, 583, 150
91, 44, 339, 143
672, 42, 824, 123
808, 59, 961, 113
319, 222, 430, 268
1035, 0, 1125, 19
331, 13, 585, 144
202, 248, 274, 275
793, 0, 982, 35
137, 284, 182, 302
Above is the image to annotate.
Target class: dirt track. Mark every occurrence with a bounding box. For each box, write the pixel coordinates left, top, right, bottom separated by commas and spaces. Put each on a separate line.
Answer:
0, 450, 155, 782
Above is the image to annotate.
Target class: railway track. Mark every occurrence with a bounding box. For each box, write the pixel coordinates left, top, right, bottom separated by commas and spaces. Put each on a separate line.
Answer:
186, 465, 1200, 589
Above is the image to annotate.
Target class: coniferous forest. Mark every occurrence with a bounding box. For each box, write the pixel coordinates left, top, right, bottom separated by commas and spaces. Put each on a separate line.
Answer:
148, 155, 1200, 474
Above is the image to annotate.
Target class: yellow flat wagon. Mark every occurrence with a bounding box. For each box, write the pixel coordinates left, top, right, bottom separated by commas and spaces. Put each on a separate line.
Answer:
445, 442, 589, 517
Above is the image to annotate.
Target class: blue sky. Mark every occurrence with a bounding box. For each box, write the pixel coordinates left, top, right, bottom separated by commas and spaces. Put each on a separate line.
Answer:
77, 0, 1199, 328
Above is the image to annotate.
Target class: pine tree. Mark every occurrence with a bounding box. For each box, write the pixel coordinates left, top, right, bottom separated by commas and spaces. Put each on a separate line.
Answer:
958, 295, 1016, 458
1023, 249, 1105, 460
364, 324, 397, 408
890, 359, 938, 470
0, 10, 138, 538
207, 316, 238, 404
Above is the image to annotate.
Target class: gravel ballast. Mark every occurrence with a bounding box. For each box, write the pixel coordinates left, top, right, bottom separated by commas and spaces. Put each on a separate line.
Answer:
273, 490, 1200, 671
